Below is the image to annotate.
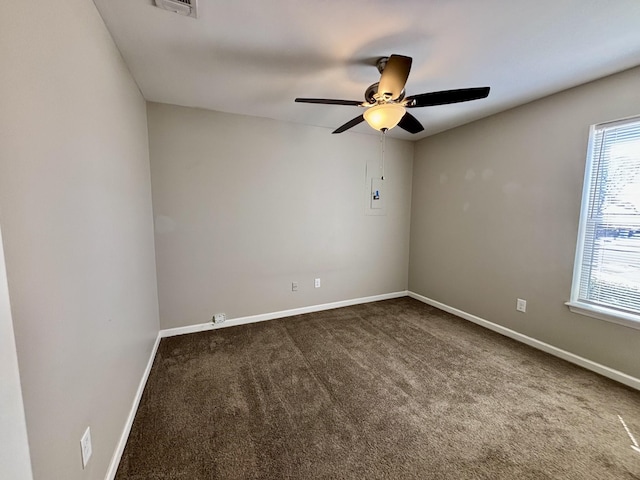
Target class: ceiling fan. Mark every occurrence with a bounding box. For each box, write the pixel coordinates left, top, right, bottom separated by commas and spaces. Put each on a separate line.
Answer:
295, 55, 490, 134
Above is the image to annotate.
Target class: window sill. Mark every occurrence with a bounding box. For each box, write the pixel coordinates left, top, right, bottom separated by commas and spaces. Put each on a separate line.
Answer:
566, 301, 640, 331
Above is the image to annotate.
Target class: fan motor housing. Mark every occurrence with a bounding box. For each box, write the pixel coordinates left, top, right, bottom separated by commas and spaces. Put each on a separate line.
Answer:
365, 82, 404, 104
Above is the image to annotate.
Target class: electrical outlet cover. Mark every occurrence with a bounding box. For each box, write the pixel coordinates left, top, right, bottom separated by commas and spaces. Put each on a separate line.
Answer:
80, 427, 92, 468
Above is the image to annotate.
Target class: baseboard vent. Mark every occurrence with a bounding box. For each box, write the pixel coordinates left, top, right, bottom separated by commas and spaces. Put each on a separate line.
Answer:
154, 0, 198, 18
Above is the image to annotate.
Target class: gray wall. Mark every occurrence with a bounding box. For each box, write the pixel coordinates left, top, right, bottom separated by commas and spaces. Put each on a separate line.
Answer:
409, 66, 640, 379
147, 103, 413, 329
0, 0, 160, 478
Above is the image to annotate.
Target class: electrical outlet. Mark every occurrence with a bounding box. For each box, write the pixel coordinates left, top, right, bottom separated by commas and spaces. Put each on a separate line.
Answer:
292, 281, 298, 292
80, 426, 92, 468
314, 278, 321, 288
516, 298, 527, 313
213, 313, 226, 324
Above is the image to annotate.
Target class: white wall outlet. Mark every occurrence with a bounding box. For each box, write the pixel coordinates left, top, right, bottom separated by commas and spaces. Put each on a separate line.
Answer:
292, 281, 298, 292
213, 313, 226, 324
80, 426, 92, 469
516, 298, 527, 313
314, 278, 321, 288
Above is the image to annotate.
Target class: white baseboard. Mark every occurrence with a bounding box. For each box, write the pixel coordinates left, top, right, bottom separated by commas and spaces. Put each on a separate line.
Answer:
408, 291, 640, 391
160, 291, 409, 338
105, 332, 161, 480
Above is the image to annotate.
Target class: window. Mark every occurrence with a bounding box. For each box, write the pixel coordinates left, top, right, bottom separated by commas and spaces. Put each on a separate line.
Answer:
568, 116, 640, 329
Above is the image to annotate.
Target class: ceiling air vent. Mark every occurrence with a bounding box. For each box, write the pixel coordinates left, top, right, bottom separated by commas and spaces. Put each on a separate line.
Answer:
154, 0, 198, 18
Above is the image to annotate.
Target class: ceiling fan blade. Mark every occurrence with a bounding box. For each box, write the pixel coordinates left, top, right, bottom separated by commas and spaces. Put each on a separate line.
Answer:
332, 115, 365, 134
378, 55, 412, 100
398, 112, 424, 134
407, 87, 490, 108
295, 98, 363, 106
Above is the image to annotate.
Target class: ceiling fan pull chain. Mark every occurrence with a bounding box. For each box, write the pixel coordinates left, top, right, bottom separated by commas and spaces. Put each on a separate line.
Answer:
381, 129, 386, 180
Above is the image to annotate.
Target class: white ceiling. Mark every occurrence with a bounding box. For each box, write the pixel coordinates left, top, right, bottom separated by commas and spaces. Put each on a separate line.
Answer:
93, 0, 640, 140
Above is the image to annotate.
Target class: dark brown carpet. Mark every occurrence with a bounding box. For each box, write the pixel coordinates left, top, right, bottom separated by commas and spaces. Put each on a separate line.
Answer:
116, 297, 640, 479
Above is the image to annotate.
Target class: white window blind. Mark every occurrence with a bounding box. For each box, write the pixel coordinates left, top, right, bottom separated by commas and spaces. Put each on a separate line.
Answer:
570, 116, 640, 323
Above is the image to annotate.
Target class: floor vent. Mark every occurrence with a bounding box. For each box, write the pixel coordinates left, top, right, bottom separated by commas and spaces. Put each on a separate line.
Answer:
154, 0, 198, 18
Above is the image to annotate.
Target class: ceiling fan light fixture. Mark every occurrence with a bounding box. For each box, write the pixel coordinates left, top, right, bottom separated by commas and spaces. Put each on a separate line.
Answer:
363, 103, 406, 131
295, 54, 489, 135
